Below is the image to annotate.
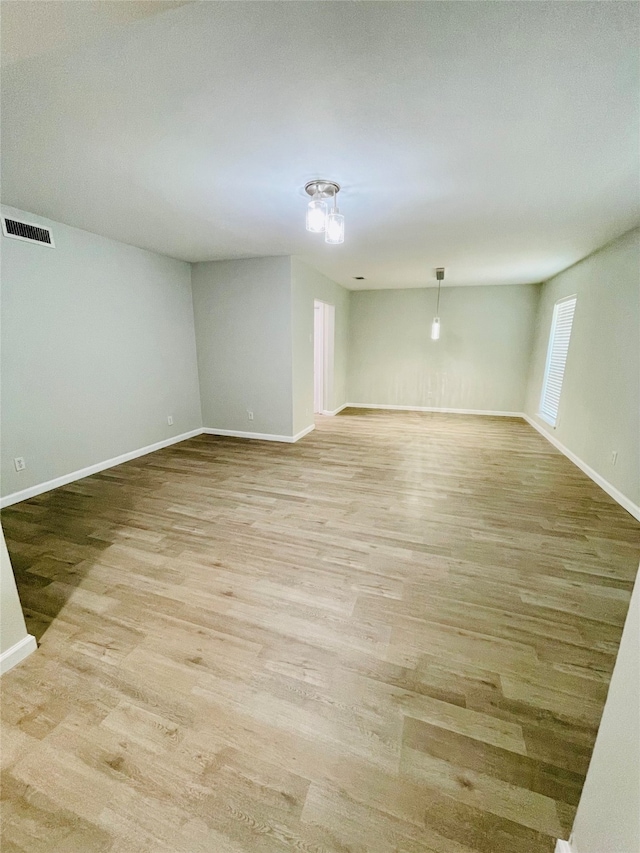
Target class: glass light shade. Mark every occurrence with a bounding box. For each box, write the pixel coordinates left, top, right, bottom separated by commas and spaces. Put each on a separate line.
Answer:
431, 317, 440, 340
306, 198, 327, 233
325, 210, 345, 244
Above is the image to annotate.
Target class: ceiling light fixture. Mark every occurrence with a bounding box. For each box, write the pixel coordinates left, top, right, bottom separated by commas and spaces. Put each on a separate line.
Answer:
304, 180, 343, 244
431, 267, 445, 341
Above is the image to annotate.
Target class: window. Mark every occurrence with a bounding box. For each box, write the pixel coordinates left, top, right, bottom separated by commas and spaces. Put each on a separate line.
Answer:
539, 295, 577, 427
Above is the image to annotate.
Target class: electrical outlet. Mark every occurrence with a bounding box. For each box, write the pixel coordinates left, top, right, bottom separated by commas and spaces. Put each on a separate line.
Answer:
611, 451, 618, 465
167, 415, 173, 426
14, 457, 26, 472
247, 411, 254, 421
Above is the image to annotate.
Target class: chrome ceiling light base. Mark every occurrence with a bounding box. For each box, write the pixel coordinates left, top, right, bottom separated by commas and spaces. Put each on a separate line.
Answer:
304, 180, 340, 199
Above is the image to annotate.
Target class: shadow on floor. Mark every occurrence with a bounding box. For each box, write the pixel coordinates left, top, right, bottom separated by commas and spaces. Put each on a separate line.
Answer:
1, 458, 160, 642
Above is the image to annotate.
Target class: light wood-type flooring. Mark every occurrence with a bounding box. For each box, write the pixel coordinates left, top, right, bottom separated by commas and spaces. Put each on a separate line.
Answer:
2, 410, 639, 853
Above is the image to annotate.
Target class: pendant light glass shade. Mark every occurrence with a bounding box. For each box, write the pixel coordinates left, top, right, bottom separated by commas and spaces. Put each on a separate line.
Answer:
325, 208, 345, 244
431, 317, 441, 340
306, 195, 327, 233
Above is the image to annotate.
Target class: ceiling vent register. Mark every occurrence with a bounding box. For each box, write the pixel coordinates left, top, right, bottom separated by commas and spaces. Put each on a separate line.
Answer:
2, 217, 55, 247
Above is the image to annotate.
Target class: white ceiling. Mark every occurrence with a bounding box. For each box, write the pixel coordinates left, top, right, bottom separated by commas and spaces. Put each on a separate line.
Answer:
2, 1, 638, 290
0, 1, 193, 68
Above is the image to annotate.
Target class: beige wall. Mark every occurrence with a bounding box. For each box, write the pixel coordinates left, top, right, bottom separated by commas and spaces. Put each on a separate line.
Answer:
347, 284, 540, 412
191, 257, 294, 437
291, 258, 349, 434
569, 571, 640, 853
1, 206, 202, 500
525, 228, 640, 508
0, 526, 30, 662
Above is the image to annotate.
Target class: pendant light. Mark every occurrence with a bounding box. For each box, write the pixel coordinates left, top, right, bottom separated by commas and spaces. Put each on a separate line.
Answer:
325, 198, 344, 244
306, 189, 327, 233
304, 180, 344, 243
431, 267, 445, 340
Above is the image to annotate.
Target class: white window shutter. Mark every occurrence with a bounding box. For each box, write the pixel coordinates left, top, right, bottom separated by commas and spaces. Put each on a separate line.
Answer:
539, 296, 577, 427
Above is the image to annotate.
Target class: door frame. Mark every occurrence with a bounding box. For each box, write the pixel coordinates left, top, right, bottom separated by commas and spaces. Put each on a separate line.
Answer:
313, 300, 335, 414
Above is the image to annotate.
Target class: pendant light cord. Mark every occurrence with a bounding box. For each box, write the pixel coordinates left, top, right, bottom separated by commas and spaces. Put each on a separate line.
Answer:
435, 278, 441, 316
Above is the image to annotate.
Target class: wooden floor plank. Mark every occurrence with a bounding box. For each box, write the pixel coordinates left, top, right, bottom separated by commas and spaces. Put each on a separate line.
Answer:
1, 410, 638, 852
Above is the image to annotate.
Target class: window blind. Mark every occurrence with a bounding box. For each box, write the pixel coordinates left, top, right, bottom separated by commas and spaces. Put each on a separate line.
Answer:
539, 296, 576, 427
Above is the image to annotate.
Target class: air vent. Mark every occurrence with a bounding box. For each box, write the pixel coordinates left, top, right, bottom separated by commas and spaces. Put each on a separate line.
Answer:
2, 217, 55, 247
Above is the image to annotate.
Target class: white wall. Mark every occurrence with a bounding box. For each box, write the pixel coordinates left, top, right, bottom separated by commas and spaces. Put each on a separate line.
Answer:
525, 228, 640, 509
347, 284, 540, 412
191, 257, 294, 437
291, 257, 349, 433
568, 571, 640, 853
0, 526, 32, 670
1, 206, 202, 500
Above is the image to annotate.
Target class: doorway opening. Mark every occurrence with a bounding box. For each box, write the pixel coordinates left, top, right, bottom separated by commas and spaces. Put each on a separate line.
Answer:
313, 300, 335, 414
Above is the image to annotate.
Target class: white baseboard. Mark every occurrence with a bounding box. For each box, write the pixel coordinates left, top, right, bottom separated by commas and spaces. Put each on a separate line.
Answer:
203, 424, 315, 444
292, 423, 315, 442
321, 404, 348, 416
341, 405, 638, 522
345, 403, 523, 417
523, 415, 640, 522
3, 411, 635, 526
0, 634, 37, 675
0, 429, 204, 509
0, 423, 319, 509
555, 839, 574, 853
